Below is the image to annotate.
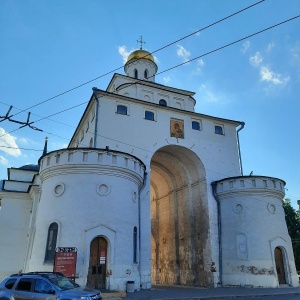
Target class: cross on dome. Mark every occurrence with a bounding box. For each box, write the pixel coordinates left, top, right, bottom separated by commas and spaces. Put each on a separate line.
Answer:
137, 35, 146, 50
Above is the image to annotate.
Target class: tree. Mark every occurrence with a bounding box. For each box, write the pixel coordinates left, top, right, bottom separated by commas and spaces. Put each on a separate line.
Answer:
282, 198, 300, 271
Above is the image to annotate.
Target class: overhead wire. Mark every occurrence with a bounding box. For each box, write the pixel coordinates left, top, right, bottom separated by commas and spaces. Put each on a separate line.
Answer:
0, 12, 298, 151
0, 11, 298, 141
0, 5, 299, 203
0, 12, 299, 167
156, 15, 300, 76
1, 12, 299, 143
6, 0, 267, 119
0, 0, 270, 142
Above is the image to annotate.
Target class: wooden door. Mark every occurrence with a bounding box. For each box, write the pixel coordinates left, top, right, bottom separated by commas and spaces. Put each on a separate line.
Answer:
275, 247, 286, 284
87, 237, 107, 289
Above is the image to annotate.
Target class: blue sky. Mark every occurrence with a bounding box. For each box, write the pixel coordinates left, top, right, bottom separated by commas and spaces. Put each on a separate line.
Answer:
0, 1, 299, 207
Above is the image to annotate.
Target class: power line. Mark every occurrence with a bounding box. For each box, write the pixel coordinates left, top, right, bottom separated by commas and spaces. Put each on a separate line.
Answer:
0, 12, 299, 201
7, 0, 267, 118
0, 142, 293, 209
1, 13, 299, 146
149, 0, 267, 57
156, 15, 300, 76
0, 106, 43, 132
0, 145, 42, 152
1, 12, 299, 141
0, 0, 269, 140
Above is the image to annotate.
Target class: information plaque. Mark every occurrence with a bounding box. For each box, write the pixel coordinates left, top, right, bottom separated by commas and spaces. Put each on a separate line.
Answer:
54, 247, 77, 279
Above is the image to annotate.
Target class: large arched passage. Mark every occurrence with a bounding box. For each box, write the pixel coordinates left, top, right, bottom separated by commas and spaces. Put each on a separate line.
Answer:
150, 145, 212, 286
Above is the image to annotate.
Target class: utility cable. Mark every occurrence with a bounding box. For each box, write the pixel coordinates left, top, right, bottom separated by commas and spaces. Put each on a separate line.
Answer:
1, 13, 299, 143
2, 12, 299, 141
156, 15, 300, 76
149, 0, 267, 57
6, 0, 267, 118
1, 14, 299, 203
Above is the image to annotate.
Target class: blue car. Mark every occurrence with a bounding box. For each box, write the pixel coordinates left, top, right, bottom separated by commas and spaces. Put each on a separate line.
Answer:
0, 272, 102, 300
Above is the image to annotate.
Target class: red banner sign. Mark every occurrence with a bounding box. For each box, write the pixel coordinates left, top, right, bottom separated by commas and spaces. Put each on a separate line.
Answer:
54, 247, 77, 278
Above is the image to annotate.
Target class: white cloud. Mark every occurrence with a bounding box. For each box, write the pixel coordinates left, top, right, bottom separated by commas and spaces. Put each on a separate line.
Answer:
290, 43, 300, 81
0, 155, 8, 165
163, 76, 171, 84
249, 52, 263, 67
290, 43, 300, 61
266, 42, 275, 53
0, 128, 21, 157
197, 58, 205, 69
199, 84, 219, 103
241, 41, 251, 53
118, 46, 132, 64
260, 66, 290, 85
176, 45, 191, 63
17, 137, 29, 145
193, 58, 205, 75
118, 45, 158, 64
248, 49, 290, 87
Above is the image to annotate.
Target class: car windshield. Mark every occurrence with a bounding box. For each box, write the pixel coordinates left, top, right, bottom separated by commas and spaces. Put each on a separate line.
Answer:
47, 275, 79, 290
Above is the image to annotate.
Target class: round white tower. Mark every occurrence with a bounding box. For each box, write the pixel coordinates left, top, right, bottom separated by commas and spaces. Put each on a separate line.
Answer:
28, 148, 146, 291
213, 175, 298, 287
124, 48, 157, 82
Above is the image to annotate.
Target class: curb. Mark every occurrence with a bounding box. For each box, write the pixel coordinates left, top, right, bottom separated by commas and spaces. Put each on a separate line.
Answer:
168, 292, 300, 299
102, 291, 126, 299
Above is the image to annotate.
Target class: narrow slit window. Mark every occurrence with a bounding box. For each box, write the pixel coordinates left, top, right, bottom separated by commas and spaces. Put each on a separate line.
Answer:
44, 222, 58, 263
133, 226, 138, 263
144, 69, 148, 79
117, 105, 128, 115
134, 69, 138, 79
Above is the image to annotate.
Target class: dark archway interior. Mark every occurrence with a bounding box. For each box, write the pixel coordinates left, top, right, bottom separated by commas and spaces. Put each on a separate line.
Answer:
150, 145, 212, 286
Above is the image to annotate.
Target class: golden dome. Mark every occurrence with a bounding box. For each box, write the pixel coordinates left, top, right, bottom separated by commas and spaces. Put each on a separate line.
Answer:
127, 49, 155, 63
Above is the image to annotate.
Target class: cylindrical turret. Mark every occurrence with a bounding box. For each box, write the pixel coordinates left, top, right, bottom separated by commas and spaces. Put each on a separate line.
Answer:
213, 175, 298, 287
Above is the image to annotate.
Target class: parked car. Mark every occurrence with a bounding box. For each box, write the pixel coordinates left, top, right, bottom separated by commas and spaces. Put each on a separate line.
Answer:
0, 272, 102, 300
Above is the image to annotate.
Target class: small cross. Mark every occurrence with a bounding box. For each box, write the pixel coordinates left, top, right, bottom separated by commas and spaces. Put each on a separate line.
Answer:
137, 36, 146, 50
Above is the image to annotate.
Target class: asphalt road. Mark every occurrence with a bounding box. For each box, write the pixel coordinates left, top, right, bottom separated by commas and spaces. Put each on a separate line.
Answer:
238, 297, 300, 300
123, 285, 300, 300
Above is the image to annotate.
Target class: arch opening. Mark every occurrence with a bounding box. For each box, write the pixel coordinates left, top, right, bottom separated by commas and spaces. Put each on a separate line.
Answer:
150, 145, 212, 286
275, 246, 287, 285
87, 237, 108, 289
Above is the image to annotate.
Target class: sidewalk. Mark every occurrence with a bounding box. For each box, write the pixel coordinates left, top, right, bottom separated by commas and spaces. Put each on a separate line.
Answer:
102, 285, 300, 300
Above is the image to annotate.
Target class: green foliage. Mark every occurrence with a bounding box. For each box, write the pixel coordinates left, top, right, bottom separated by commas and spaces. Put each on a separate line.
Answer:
282, 198, 300, 271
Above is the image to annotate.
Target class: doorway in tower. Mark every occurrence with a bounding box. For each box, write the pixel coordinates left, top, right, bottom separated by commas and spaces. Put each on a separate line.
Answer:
87, 237, 108, 289
275, 247, 287, 284
150, 145, 212, 287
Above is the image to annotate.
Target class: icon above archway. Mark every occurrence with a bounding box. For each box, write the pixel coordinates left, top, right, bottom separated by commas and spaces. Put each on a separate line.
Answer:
170, 119, 184, 139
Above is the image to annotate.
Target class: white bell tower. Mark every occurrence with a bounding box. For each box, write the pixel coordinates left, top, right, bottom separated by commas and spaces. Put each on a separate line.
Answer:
124, 37, 157, 82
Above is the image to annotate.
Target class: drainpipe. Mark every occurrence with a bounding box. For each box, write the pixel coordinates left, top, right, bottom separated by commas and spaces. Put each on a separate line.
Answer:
138, 170, 147, 289
211, 181, 222, 287
236, 122, 245, 176
92, 88, 100, 148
